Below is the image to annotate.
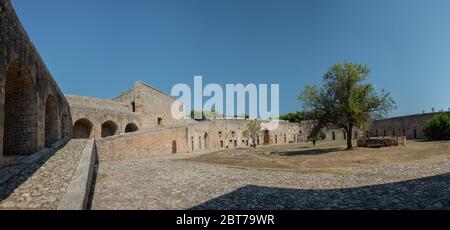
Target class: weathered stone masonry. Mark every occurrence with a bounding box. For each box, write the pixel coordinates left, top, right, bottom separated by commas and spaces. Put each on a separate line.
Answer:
369, 112, 450, 140
0, 0, 72, 161
1, 0, 440, 165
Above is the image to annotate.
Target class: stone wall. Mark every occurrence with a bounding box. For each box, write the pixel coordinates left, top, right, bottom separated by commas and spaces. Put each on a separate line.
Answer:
0, 0, 72, 161
96, 125, 190, 161
66, 95, 140, 139
112, 81, 195, 130
368, 112, 450, 140
96, 119, 306, 161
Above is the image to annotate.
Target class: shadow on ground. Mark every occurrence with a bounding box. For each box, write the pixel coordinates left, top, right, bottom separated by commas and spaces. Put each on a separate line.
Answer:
277, 147, 344, 156
0, 142, 67, 201
190, 172, 450, 210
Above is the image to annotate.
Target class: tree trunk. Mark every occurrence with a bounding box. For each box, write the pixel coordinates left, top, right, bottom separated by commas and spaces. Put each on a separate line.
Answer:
347, 126, 353, 150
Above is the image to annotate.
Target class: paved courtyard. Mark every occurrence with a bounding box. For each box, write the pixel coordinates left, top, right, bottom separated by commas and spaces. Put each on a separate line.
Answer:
91, 150, 450, 210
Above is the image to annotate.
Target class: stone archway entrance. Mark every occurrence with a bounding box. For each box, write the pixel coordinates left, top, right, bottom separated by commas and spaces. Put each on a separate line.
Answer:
172, 140, 177, 154
204, 133, 210, 150
264, 130, 270, 145
125, 123, 138, 133
102, 121, 118, 138
45, 95, 59, 147
2, 61, 38, 155
73, 118, 93, 139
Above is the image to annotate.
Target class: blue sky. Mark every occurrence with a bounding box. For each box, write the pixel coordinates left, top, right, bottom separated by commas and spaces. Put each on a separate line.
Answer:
12, 0, 450, 117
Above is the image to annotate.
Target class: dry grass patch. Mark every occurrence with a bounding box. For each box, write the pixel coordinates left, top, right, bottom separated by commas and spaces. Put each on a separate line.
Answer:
187, 140, 450, 174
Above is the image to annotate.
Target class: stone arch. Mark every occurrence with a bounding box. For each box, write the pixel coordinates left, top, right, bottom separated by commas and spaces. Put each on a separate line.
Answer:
172, 140, 177, 154
101, 120, 118, 138
45, 95, 59, 147
125, 123, 138, 133
2, 60, 38, 155
73, 118, 93, 139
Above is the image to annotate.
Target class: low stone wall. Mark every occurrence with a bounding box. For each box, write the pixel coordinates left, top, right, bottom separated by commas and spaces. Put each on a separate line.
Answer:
96, 125, 189, 162
57, 139, 97, 210
357, 137, 407, 148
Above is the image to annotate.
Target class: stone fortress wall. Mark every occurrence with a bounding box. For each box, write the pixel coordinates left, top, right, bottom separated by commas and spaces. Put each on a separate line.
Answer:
66, 95, 140, 139
0, 0, 72, 161
0, 0, 445, 164
369, 112, 450, 140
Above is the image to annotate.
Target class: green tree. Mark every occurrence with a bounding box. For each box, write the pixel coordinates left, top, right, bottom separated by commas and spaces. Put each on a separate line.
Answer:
307, 131, 326, 147
279, 111, 313, 123
243, 121, 262, 148
300, 62, 395, 150
424, 113, 450, 140
319, 132, 327, 141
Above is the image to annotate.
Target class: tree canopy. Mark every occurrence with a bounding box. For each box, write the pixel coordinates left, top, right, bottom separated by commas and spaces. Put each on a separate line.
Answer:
243, 120, 262, 148
279, 111, 313, 123
424, 113, 450, 140
299, 62, 395, 149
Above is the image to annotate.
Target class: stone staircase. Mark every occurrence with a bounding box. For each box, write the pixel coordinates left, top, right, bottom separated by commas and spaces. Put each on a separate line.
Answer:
0, 139, 88, 210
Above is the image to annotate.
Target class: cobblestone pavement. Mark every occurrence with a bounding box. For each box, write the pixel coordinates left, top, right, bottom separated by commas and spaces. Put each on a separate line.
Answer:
0, 140, 87, 210
91, 153, 450, 210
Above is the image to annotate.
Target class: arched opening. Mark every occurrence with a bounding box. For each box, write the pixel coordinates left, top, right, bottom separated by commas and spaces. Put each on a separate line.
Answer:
45, 95, 59, 148
157, 117, 163, 126
73, 118, 93, 139
191, 136, 194, 152
131, 101, 136, 112
204, 133, 209, 150
101, 120, 118, 138
172, 140, 177, 154
264, 130, 270, 145
3, 61, 38, 155
125, 123, 138, 133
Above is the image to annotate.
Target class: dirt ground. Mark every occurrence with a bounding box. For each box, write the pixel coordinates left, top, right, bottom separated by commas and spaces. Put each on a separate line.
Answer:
187, 140, 450, 174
